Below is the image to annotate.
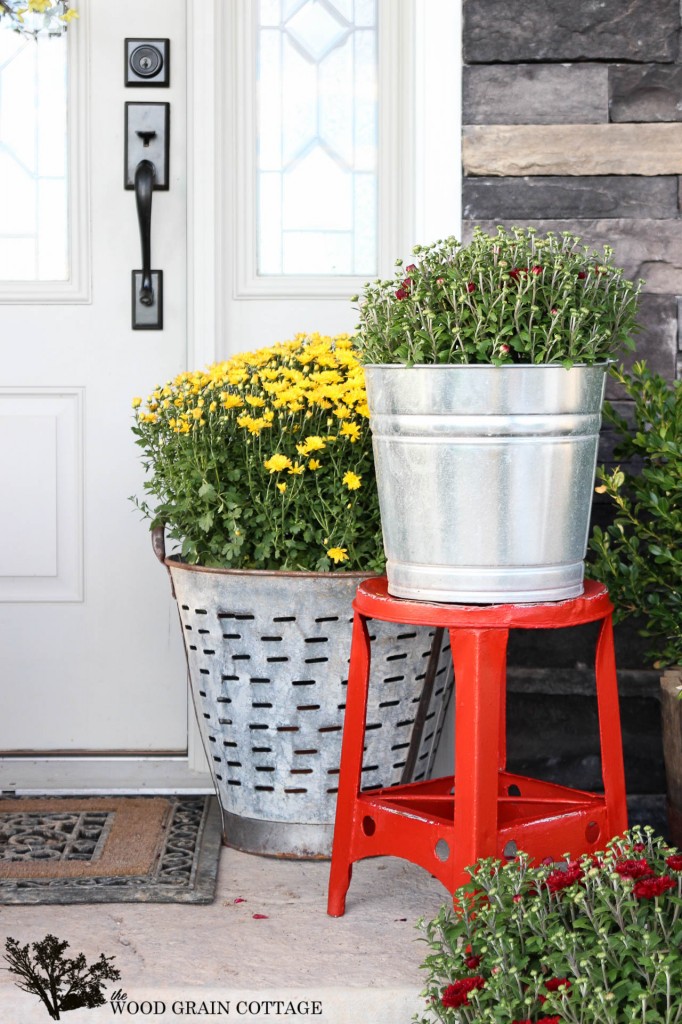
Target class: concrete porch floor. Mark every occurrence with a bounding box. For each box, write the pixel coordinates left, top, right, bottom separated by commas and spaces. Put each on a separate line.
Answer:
0, 846, 447, 1024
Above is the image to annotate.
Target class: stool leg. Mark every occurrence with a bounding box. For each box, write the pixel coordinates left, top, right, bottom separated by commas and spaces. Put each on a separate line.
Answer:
450, 627, 509, 882
595, 614, 628, 836
327, 611, 371, 917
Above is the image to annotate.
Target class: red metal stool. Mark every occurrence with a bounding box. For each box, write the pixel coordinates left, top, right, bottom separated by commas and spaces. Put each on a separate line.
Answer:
327, 577, 628, 916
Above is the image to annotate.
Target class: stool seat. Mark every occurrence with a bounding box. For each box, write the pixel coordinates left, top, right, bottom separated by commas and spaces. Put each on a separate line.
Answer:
327, 577, 628, 916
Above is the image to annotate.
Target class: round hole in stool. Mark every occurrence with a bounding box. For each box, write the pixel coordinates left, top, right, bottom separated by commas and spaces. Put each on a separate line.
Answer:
362, 815, 376, 837
434, 839, 450, 862
507, 784, 522, 797
585, 820, 600, 844
503, 840, 518, 859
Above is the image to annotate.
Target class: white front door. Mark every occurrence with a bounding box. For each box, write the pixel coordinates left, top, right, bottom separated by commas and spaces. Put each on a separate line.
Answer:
0, 0, 459, 790
0, 0, 201, 787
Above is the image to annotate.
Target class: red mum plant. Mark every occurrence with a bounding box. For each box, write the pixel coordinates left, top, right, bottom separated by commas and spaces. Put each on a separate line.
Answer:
354, 225, 641, 367
418, 828, 682, 1024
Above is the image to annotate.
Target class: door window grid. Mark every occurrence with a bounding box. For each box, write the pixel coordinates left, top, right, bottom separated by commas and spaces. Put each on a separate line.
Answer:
256, 0, 378, 277
0, 26, 68, 282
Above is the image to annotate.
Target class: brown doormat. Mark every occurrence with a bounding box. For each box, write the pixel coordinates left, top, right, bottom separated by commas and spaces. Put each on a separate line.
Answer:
0, 795, 222, 905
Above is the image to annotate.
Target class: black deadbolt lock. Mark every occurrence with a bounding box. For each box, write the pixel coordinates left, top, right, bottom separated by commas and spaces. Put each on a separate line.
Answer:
125, 39, 170, 87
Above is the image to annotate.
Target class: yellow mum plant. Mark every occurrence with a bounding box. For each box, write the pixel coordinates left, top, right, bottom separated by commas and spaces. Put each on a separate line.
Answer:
132, 333, 385, 573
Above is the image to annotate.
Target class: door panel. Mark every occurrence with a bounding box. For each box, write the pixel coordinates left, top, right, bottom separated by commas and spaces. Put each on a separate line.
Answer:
0, 0, 189, 756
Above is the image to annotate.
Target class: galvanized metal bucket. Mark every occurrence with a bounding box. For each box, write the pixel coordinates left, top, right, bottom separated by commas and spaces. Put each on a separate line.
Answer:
364, 363, 608, 604
156, 539, 452, 858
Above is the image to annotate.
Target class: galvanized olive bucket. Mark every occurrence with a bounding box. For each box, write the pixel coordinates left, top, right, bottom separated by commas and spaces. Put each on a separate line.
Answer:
364, 363, 608, 604
155, 536, 452, 858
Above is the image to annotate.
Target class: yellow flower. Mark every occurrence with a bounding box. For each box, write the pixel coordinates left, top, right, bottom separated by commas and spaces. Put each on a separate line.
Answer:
276, 482, 287, 494
191, 407, 203, 420
308, 459, 321, 471
209, 401, 217, 413
288, 463, 305, 475
339, 421, 361, 443
327, 547, 348, 563
222, 394, 244, 410
342, 471, 361, 491
245, 395, 266, 407
296, 435, 326, 456
132, 396, 142, 408
264, 453, 292, 473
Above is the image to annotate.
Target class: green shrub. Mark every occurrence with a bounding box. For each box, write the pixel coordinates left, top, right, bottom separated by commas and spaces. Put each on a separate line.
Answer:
588, 362, 682, 668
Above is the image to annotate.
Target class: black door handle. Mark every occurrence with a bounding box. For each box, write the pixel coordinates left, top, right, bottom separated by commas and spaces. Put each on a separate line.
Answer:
134, 159, 155, 306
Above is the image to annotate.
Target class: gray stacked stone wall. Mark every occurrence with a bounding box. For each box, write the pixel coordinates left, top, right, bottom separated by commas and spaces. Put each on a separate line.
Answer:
461, 0, 676, 812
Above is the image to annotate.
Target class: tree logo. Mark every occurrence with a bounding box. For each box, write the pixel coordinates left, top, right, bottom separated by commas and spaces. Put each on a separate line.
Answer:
4, 933, 120, 1020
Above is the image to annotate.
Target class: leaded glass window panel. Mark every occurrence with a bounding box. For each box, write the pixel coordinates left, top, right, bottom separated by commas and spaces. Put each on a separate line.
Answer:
0, 27, 68, 281
257, 0, 378, 276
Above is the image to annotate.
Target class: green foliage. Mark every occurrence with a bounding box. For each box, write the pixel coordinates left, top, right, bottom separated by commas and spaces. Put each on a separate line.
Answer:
417, 828, 682, 1024
4, 934, 120, 1019
131, 333, 385, 573
588, 362, 682, 668
354, 227, 641, 367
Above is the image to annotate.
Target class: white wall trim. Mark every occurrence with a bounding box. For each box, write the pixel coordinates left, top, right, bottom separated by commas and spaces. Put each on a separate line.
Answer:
0, 9, 91, 304
413, 0, 462, 244
187, 0, 223, 370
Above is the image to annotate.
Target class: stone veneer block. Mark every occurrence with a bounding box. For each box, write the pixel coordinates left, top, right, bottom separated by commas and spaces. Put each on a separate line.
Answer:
463, 65, 607, 125
462, 219, 682, 296
604, 293, 679, 397
610, 64, 682, 122
462, 177, 678, 220
463, 0, 679, 63
463, 124, 682, 176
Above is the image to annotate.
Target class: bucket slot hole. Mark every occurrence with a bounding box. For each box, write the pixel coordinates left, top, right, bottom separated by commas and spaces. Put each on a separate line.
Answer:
273, 615, 295, 622
255, 765, 275, 772
337, 702, 346, 710
315, 615, 339, 623
227, 779, 241, 786
252, 745, 271, 753
223, 740, 237, 748
233, 654, 251, 661
396, 719, 415, 728
305, 656, 328, 664
261, 635, 283, 642
327, 786, 339, 794
290, 768, 313, 775
234, 613, 255, 621
384, 675, 405, 683
391, 742, 409, 751
284, 788, 307, 794
255, 785, 274, 792
365, 723, 382, 731
277, 725, 299, 732
252, 702, 273, 709
393, 760, 406, 769
396, 631, 417, 640
294, 748, 319, 755
184, 624, 192, 631
221, 674, 238, 681
362, 765, 379, 772
202, 649, 215, 655
386, 652, 408, 662
379, 699, 400, 708
249, 724, 269, 731
296, 704, 320, 711
305, 636, 328, 644
319, 725, 342, 733
267, 656, 289, 663
327, 768, 340, 775
250, 677, 271, 684
195, 609, 208, 615
292, 679, 315, 686
222, 633, 241, 640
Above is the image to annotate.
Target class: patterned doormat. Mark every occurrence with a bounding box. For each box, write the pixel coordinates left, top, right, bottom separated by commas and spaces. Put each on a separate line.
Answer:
0, 795, 222, 905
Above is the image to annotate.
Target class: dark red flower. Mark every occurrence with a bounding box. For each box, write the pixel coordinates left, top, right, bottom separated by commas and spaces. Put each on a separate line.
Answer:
633, 875, 676, 899
436, 277, 445, 285
545, 978, 571, 992
467, 281, 476, 293
545, 862, 584, 894
402, 277, 412, 289
577, 271, 586, 279
666, 854, 682, 871
464, 955, 482, 969
538, 1018, 561, 1024
511, 1019, 532, 1024
500, 343, 511, 354
633, 842, 646, 852
550, 308, 558, 315
395, 288, 408, 300
512, 893, 523, 903
531, 265, 543, 274
441, 976, 485, 1008
615, 858, 653, 880
405, 263, 416, 273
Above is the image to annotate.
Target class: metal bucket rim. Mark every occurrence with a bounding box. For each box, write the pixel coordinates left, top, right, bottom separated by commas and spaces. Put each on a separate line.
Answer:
164, 557, 380, 581
363, 361, 611, 371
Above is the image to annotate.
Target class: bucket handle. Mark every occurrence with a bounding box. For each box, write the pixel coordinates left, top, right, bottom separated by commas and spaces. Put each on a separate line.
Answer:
151, 525, 175, 598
